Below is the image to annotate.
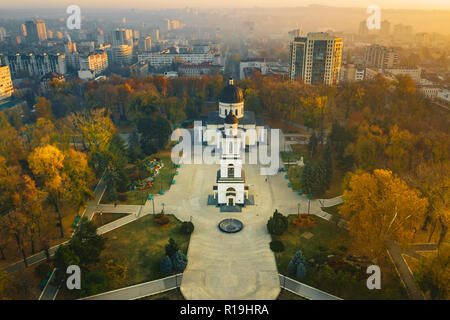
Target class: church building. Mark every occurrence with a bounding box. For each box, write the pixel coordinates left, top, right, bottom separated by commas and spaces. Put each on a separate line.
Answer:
202, 77, 265, 147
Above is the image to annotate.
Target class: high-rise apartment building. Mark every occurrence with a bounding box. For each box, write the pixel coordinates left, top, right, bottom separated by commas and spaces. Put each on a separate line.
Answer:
112, 28, 133, 47
364, 45, 399, 69
1, 53, 65, 79
289, 32, 343, 85
144, 36, 152, 51
25, 20, 47, 42
0, 65, 14, 100
79, 50, 109, 75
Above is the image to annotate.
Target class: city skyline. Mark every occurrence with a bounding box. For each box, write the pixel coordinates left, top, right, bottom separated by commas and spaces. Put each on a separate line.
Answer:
1, 0, 450, 10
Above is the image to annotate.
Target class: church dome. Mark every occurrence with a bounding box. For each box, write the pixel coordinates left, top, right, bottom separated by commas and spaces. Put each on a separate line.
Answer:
224, 112, 238, 124
218, 77, 243, 104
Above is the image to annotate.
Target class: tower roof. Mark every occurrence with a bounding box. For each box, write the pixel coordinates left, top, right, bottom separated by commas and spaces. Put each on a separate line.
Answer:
218, 77, 243, 104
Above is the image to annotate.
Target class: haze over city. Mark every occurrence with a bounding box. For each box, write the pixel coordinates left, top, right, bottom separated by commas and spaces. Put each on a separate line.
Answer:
0, 0, 448, 308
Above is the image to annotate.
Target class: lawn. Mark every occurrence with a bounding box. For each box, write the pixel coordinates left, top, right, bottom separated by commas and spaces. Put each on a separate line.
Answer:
101, 154, 178, 205
271, 215, 409, 300
57, 214, 190, 299
91, 212, 128, 227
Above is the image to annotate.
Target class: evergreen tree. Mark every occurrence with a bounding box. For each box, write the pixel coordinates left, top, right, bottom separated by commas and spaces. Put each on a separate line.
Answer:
308, 131, 318, 157
322, 142, 333, 185
165, 238, 178, 258
172, 251, 188, 272
160, 255, 173, 274
128, 126, 141, 161
311, 161, 328, 197
296, 262, 307, 280
300, 161, 314, 195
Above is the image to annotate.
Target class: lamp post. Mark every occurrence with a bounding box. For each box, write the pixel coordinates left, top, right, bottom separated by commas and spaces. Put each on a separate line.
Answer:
150, 195, 155, 215
100, 210, 103, 226
162, 203, 165, 214
297, 203, 300, 218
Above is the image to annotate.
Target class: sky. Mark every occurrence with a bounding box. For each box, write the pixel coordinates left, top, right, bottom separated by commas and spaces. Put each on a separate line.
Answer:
1, 0, 450, 10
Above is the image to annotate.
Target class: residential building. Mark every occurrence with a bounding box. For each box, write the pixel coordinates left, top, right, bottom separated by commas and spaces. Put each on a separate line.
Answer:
138, 51, 214, 68
1, 53, 66, 79
289, 32, 343, 85
112, 44, 133, 66
0, 65, 14, 100
79, 50, 108, 76
40, 72, 65, 92
364, 45, 398, 69
25, 20, 47, 42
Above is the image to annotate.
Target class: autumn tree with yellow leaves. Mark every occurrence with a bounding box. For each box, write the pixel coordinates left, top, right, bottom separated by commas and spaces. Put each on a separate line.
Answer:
339, 169, 428, 258
28, 145, 93, 238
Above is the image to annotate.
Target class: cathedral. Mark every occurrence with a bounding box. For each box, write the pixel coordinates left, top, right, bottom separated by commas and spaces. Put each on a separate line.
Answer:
202, 77, 265, 148
207, 77, 261, 208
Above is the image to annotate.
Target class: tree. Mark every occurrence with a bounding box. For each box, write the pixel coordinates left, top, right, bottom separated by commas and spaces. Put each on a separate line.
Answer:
165, 238, 179, 258
34, 97, 53, 120
269, 240, 284, 259
160, 255, 173, 274
339, 169, 428, 258
267, 210, 288, 235
308, 131, 318, 157
300, 161, 314, 195
127, 126, 141, 161
180, 221, 194, 235
322, 142, 333, 186
70, 217, 105, 268
53, 243, 80, 282
28, 145, 93, 238
172, 251, 188, 272
287, 250, 307, 280
416, 246, 449, 300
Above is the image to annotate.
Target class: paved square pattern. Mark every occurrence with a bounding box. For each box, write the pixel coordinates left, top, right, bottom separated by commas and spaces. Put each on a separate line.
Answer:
140, 150, 338, 300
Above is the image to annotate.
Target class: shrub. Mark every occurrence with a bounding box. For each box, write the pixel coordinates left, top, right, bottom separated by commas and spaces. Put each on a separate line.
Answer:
287, 250, 307, 280
180, 221, 194, 235
296, 263, 307, 280
293, 214, 316, 229
154, 213, 164, 219
267, 210, 288, 235
172, 251, 188, 272
270, 240, 285, 254
160, 255, 173, 274
156, 215, 170, 225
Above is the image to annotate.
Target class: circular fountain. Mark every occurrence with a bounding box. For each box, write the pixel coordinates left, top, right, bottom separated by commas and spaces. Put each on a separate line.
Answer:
218, 218, 244, 233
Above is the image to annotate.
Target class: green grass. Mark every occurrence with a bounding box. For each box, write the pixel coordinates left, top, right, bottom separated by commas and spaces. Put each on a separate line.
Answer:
91, 212, 128, 227
57, 214, 190, 299
272, 215, 409, 300
141, 288, 185, 300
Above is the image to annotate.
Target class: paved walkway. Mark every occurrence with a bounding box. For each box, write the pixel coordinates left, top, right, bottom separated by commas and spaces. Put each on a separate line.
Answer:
134, 148, 341, 300
279, 274, 341, 300
82, 274, 183, 300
